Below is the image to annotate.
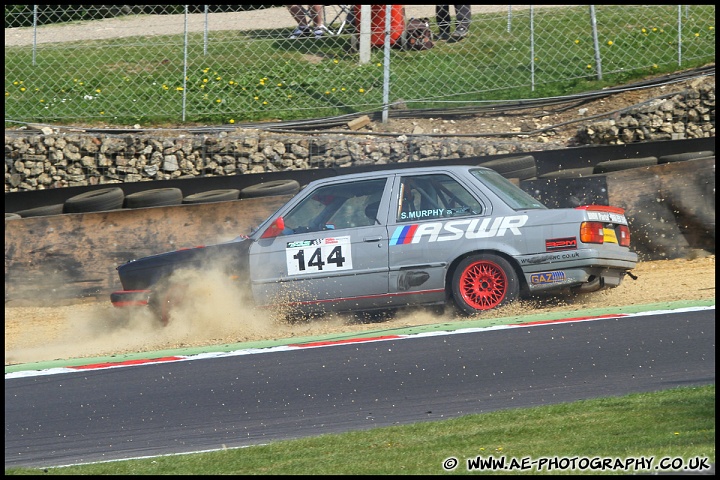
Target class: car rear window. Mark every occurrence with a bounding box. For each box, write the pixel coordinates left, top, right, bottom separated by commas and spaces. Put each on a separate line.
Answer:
470, 168, 546, 210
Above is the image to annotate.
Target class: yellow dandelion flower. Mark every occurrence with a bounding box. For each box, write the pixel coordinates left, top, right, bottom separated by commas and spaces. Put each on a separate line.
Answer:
20, 87, 26, 92
652, 27, 658, 32
216, 99, 222, 103
574, 39, 580, 44
709, 26, 714, 31
694, 32, 700, 37
96, 89, 101, 93
641, 28, 647, 33
333, 59, 339, 64
40, 99, 45, 103
607, 40, 613, 46
229, 119, 235, 124
341, 87, 346, 91
79, 82, 84, 86
287, 94, 292, 99
203, 68, 209, 73
176, 87, 183, 91
332, 87, 336, 92
653, 64, 658, 69
203, 78, 208, 83
587, 64, 593, 69
200, 84, 206, 89
325, 90, 330, 95
162, 84, 169, 90
100, 111, 104, 115
73, 79, 78, 83
263, 101, 268, 105
359, 88, 365, 93
277, 83, 283, 87
5, 92, 9, 97
13, 81, 19, 85
229, 81, 235, 85
216, 76, 221, 81
254, 96, 259, 100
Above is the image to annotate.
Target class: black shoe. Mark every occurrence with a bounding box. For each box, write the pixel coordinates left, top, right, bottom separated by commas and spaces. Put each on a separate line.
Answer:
436, 31, 450, 41
448, 26, 468, 42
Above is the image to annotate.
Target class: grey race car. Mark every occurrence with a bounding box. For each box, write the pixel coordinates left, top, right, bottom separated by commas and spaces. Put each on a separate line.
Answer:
111, 165, 638, 323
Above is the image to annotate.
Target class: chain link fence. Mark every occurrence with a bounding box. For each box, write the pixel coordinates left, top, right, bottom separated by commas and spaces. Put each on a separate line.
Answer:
4, 5, 716, 126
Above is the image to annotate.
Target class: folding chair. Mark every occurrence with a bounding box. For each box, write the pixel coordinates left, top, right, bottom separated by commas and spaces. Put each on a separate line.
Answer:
298, 5, 354, 36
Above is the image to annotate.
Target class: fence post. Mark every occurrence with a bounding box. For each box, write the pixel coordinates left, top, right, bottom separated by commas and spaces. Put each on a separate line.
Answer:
530, 6, 535, 91
381, 5, 392, 123
589, 5, 603, 81
358, 5, 371, 65
182, 5, 189, 121
677, 5, 682, 66
204, 5, 209, 56
32, 5, 38, 66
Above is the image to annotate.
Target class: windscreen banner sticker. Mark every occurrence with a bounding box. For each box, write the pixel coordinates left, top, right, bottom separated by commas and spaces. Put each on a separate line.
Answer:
390, 215, 528, 245
586, 211, 627, 224
286, 236, 352, 275
530, 271, 566, 284
546, 237, 577, 251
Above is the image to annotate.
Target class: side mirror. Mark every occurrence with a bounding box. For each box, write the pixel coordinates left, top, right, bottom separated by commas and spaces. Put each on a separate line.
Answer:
260, 216, 285, 239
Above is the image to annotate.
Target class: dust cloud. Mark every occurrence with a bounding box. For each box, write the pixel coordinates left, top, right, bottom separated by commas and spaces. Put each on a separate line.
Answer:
5, 255, 715, 366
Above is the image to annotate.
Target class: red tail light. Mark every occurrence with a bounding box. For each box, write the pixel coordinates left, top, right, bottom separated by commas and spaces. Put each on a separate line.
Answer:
617, 225, 631, 246
580, 221, 605, 244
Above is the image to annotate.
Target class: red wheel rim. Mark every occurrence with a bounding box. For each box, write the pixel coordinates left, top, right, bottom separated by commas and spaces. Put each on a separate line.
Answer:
459, 260, 508, 310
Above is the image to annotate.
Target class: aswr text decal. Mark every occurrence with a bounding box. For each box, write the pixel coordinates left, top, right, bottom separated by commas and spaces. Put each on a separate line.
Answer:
390, 215, 528, 245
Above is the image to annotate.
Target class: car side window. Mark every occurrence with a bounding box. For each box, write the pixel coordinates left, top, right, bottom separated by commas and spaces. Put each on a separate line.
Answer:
396, 174, 484, 222
282, 178, 387, 235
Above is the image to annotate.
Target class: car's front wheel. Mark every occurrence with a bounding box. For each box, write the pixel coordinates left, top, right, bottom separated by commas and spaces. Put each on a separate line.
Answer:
451, 253, 519, 315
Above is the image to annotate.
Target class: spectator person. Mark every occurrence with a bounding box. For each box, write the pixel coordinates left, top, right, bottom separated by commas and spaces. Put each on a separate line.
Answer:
435, 5, 471, 42
286, 5, 329, 39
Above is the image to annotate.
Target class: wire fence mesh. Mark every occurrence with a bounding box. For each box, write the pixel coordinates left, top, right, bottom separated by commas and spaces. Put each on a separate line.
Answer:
4, 5, 716, 126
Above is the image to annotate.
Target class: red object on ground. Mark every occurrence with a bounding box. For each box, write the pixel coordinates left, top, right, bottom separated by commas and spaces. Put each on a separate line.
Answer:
354, 5, 405, 46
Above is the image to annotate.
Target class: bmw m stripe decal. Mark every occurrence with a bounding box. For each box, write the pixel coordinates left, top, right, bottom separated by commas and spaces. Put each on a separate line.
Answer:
390, 224, 419, 245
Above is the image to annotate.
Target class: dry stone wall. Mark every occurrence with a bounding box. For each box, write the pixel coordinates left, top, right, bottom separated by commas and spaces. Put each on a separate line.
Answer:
5, 77, 714, 193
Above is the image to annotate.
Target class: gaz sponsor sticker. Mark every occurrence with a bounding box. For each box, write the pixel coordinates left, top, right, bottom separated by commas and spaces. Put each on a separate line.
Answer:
530, 271, 566, 284
286, 236, 353, 275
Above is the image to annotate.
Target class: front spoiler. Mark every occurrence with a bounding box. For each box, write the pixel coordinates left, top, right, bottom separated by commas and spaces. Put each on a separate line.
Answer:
111, 289, 152, 308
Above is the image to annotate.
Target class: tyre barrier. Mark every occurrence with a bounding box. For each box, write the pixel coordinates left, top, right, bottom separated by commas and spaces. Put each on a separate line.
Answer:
123, 188, 184, 208
538, 167, 597, 179
63, 187, 125, 213
15, 203, 65, 218
239, 179, 301, 199
477, 155, 537, 180
658, 150, 714, 164
592, 156, 658, 174
181, 189, 240, 205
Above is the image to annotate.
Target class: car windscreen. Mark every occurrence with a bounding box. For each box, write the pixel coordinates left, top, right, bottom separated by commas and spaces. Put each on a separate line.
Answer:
470, 168, 547, 210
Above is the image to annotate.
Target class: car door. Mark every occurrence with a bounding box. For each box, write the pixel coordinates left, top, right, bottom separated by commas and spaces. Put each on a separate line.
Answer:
387, 172, 489, 305
248, 176, 391, 313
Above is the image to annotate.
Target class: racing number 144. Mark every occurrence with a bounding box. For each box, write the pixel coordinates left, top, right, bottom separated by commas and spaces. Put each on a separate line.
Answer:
286, 236, 354, 275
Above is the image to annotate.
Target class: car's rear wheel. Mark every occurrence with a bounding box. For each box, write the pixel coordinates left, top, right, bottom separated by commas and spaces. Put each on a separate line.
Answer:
451, 253, 519, 315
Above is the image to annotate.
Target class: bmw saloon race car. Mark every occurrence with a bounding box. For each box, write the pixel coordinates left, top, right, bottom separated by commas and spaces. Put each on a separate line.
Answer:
111, 165, 638, 323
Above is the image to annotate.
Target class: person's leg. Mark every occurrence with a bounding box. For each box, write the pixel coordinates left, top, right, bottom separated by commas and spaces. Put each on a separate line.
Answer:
310, 5, 323, 27
311, 5, 329, 37
454, 5, 471, 31
287, 5, 312, 38
449, 5, 470, 41
435, 5, 451, 40
286, 5, 308, 27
